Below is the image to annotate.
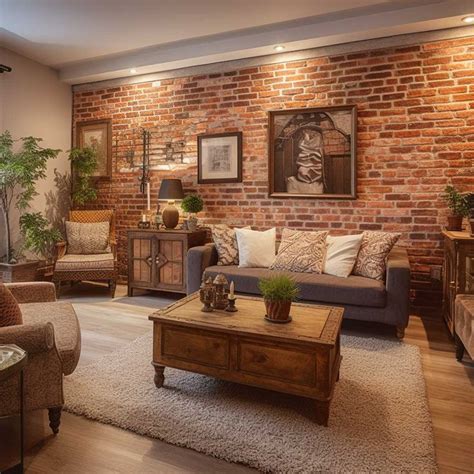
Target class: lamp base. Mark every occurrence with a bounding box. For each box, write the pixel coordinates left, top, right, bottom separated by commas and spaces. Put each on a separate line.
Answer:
162, 203, 179, 229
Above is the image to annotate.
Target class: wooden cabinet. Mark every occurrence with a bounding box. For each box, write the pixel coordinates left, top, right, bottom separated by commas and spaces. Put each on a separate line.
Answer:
442, 230, 474, 335
127, 229, 207, 296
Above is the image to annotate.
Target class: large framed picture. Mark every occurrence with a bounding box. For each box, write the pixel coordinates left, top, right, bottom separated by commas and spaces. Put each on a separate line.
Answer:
268, 106, 357, 199
198, 132, 242, 184
76, 119, 112, 179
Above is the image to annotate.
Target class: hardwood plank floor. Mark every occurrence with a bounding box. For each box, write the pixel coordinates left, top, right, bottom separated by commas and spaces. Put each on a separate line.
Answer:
4, 283, 473, 473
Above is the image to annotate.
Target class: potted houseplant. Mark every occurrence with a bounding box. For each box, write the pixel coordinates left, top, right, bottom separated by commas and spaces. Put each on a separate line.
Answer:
69, 146, 98, 206
442, 185, 469, 231
181, 194, 204, 232
0, 131, 60, 281
465, 193, 474, 236
258, 275, 299, 323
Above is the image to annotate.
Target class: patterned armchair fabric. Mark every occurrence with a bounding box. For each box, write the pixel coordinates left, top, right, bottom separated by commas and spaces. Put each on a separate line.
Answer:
0, 282, 81, 434
53, 209, 118, 298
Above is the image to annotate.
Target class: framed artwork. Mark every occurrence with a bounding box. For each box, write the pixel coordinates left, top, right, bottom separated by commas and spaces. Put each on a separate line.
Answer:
76, 119, 112, 179
268, 106, 357, 199
198, 132, 242, 184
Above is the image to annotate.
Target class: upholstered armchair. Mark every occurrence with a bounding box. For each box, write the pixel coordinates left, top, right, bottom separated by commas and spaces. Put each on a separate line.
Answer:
0, 282, 81, 434
53, 209, 118, 298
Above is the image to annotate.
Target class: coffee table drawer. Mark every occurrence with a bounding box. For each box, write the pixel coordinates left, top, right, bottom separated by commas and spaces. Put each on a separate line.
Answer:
238, 340, 317, 387
161, 325, 229, 369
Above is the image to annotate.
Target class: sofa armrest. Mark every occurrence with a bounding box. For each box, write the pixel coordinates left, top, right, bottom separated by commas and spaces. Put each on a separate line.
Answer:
5, 282, 57, 304
385, 247, 411, 328
187, 243, 219, 295
0, 322, 55, 354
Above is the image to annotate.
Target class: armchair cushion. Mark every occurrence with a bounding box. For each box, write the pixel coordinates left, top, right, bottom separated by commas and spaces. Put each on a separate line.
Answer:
0, 283, 22, 327
5, 281, 57, 304
55, 253, 114, 272
66, 220, 111, 254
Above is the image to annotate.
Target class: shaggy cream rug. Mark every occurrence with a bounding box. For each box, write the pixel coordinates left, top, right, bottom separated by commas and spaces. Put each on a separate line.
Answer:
64, 333, 437, 473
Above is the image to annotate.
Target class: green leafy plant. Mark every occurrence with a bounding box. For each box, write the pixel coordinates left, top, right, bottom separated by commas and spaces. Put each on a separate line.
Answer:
441, 185, 470, 217
465, 193, 474, 219
258, 275, 299, 302
0, 130, 60, 262
181, 194, 204, 214
69, 146, 98, 205
19, 212, 62, 262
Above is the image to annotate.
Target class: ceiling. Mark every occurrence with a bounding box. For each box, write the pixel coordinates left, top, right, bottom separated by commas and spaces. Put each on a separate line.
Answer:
1, 0, 473, 84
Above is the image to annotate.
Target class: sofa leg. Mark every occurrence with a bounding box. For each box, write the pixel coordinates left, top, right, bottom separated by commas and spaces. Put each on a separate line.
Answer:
48, 407, 62, 434
396, 326, 405, 340
454, 333, 465, 361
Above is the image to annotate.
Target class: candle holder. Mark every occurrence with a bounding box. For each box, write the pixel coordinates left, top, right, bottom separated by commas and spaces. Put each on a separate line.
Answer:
213, 273, 229, 310
225, 296, 238, 312
199, 277, 215, 312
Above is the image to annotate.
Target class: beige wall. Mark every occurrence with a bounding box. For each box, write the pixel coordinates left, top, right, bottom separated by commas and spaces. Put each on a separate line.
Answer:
0, 47, 72, 259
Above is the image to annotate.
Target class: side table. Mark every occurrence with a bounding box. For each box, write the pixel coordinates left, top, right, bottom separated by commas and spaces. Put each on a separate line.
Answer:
0, 345, 27, 474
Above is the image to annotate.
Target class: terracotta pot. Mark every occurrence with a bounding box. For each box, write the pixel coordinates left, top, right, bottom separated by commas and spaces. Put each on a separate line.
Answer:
447, 215, 463, 231
264, 299, 292, 323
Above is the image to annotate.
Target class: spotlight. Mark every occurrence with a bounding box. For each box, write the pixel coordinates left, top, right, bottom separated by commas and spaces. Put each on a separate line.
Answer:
130, 68, 137, 74
274, 45, 285, 52
462, 16, 474, 23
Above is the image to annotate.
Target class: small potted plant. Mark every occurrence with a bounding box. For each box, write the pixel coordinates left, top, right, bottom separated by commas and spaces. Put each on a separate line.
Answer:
442, 185, 469, 231
181, 194, 204, 231
258, 275, 299, 324
465, 193, 474, 236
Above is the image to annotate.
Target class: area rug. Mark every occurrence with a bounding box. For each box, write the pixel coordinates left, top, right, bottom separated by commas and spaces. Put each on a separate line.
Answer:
64, 333, 437, 473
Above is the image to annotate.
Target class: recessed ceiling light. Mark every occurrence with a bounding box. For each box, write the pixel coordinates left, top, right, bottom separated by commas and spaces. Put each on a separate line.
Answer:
462, 16, 474, 23
130, 68, 137, 74
274, 45, 285, 52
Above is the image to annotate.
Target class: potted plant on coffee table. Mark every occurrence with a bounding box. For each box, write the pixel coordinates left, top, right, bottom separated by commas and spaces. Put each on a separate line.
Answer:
259, 275, 299, 324
0, 131, 60, 281
181, 194, 204, 231
442, 185, 469, 231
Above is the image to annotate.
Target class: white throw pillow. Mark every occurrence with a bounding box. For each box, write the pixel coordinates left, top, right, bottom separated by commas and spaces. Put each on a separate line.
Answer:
235, 228, 276, 268
324, 234, 363, 278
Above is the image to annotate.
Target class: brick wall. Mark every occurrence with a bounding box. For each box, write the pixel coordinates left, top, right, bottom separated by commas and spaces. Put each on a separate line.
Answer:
72, 35, 474, 298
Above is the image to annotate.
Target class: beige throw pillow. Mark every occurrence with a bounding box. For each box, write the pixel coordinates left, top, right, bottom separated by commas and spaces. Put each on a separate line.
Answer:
271, 228, 328, 274
66, 221, 111, 255
324, 234, 363, 278
211, 225, 250, 266
236, 228, 276, 268
353, 231, 401, 280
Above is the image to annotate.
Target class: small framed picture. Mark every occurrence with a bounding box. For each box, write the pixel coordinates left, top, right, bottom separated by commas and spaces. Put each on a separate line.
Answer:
76, 119, 112, 179
198, 132, 242, 184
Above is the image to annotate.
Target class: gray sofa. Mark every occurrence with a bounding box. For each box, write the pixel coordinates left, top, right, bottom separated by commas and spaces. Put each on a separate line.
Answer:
187, 243, 411, 338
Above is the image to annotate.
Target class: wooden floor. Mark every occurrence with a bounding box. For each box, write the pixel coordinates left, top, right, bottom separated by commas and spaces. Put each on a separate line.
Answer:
3, 283, 473, 473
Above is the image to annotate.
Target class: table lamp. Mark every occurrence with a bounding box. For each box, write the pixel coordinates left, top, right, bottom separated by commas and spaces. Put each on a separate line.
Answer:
158, 179, 184, 229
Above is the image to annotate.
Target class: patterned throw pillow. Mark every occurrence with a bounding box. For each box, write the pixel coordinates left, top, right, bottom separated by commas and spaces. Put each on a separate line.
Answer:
270, 229, 328, 273
352, 231, 401, 280
211, 225, 250, 266
66, 221, 111, 255
0, 284, 23, 327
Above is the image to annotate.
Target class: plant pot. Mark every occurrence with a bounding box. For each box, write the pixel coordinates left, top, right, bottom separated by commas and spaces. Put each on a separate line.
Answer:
0, 261, 39, 283
264, 299, 292, 323
187, 215, 198, 232
447, 215, 463, 231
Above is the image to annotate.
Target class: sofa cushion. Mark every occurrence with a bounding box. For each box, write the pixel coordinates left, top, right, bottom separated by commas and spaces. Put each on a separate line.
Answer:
0, 283, 23, 327
204, 265, 386, 308
20, 302, 81, 375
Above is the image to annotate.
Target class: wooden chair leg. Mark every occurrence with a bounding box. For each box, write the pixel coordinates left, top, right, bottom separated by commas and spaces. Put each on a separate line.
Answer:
110, 280, 117, 298
48, 406, 62, 434
454, 333, 465, 361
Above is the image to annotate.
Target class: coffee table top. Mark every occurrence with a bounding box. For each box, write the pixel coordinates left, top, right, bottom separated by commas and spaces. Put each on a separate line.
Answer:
149, 293, 343, 346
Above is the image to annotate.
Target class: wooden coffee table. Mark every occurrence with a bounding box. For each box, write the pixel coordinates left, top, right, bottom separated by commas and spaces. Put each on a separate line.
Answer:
149, 293, 343, 425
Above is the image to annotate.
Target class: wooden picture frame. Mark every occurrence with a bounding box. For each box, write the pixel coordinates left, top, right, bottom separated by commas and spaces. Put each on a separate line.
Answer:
76, 119, 112, 179
268, 106, 357, 199
197, 132, 242, 184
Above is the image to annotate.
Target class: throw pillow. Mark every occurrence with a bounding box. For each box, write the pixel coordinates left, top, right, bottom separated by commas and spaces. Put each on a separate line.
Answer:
0, 284, 22, 327
235, 228, 276, 268
353, 231, 401, 280
211, 225, 250, 266
324, 234, 363, 278
66, 221, 111, 255
271, 228, 328, 273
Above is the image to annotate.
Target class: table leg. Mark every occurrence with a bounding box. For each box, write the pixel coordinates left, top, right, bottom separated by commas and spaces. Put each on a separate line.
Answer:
314, 400, 330, 426
152, 363, 165, 388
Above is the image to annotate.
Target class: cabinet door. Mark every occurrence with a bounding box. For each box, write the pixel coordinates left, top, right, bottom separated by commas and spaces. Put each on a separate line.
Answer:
156, 238, 185, 291
129, 235, 154, 287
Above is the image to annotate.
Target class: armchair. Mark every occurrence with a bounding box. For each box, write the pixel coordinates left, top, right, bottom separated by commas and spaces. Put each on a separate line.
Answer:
53, 209, 118, 297
0, 282, 81, 434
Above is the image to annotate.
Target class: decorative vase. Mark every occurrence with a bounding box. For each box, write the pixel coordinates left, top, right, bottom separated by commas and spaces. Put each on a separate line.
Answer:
447, 215, 463, 231
264, 299, 292, 323
187, 214, 198, 232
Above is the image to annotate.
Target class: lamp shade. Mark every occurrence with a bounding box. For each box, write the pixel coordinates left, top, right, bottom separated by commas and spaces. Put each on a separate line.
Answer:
158, 179, 184, 200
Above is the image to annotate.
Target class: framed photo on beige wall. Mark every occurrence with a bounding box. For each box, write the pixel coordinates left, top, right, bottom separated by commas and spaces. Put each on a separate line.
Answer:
76, 119, 112, 179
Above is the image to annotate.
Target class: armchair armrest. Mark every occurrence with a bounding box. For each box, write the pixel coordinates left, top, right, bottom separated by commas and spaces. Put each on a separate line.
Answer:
0, 322, 54, 354
110, 238, 117, 258
6, 282, 57, 303
186, 243, 219, 294
55, 240, 67, 260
